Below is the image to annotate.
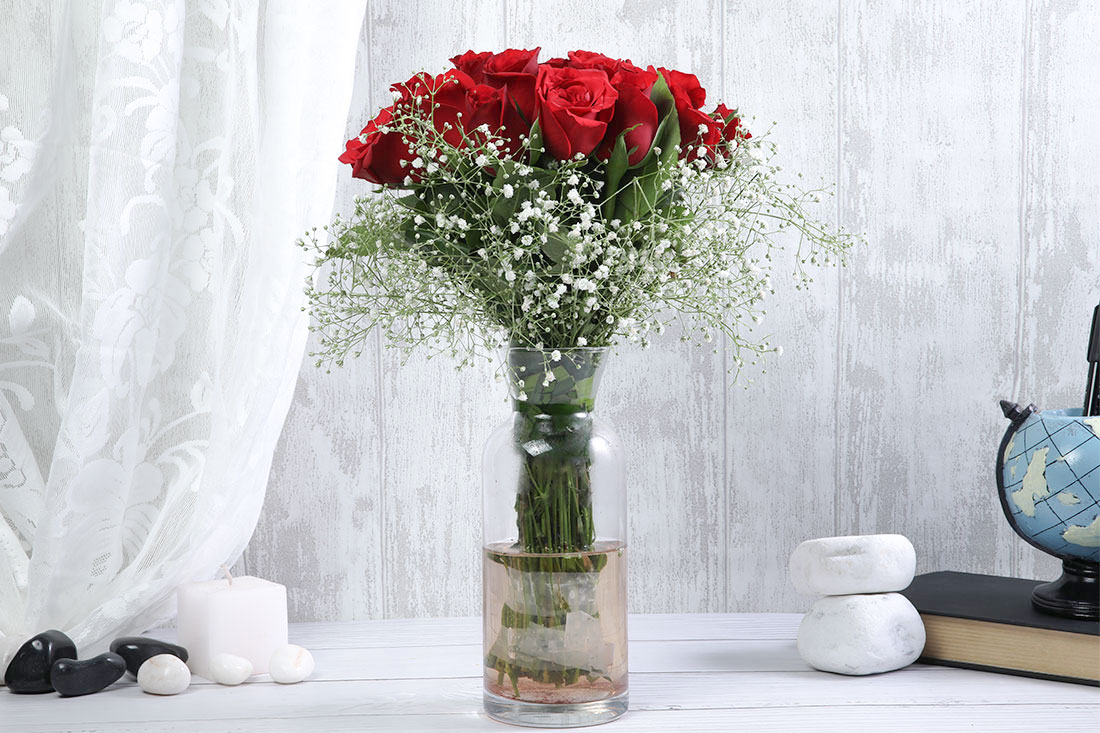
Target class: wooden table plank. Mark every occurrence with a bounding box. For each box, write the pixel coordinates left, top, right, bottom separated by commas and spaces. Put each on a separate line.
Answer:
8, 667, 1098, 728
26, 705, 1100, 733
146, 613, 806, 648
6, 615, 1097, 733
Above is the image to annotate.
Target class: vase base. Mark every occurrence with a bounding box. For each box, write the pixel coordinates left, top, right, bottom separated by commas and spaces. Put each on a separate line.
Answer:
484, 690, 627, 728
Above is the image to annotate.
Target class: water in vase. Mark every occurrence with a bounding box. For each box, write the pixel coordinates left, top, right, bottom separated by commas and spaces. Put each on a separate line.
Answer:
483, 540, 628, 706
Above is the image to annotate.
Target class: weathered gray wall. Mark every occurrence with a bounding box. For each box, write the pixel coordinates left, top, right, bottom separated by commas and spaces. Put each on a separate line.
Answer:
241, 0, 1099, 620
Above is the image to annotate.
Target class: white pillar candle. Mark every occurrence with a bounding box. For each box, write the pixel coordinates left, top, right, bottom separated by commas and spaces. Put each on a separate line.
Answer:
176, 570, 288, 681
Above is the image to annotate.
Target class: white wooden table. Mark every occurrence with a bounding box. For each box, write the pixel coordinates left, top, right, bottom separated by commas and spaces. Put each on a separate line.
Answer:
6, 614, 1099, 732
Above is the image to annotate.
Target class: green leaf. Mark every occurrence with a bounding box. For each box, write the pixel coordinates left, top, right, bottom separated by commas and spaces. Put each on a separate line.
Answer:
490, 160, 517, 192
614, 164, 661, 221
401, 217, 423, 247
630, 73, 681, 170
489, 162, 521, 225
527, 120, 543, 166
539, 231, 577, 274
491, 195, 520, 227
601, 134, 630, 219
394, 193, 421, 211
650, 71, 676, 118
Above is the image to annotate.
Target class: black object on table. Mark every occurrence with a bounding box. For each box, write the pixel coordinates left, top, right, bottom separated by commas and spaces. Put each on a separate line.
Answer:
109, 636, 189, 677
50, 653, 127, 697
1085, 302, 1100, 417
3, 630, 77, 694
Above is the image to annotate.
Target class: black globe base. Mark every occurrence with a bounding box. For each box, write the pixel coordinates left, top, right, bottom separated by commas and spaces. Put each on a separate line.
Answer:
1031, 558, 1100, 621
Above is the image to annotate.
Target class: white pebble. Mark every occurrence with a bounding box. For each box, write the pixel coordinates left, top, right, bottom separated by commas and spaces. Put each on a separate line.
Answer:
209, 653, 253, 685
268, 645, 314, 684
797, 593, 926, 675
137, 654, 191, 695
789, 534, 915, 596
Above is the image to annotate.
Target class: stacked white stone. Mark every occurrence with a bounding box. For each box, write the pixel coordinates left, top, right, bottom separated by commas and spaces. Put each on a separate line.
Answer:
790, 534, 926, 675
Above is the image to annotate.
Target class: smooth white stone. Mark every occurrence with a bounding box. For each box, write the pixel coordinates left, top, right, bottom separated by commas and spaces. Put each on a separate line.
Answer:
209, 653, 253, 685
268, 645, 314, 684
789, 534, 916, 596
137, 654, 192, 695
797, 593, 926, 675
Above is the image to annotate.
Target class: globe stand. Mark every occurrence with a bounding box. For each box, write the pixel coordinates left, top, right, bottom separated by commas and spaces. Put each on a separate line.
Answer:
1032, 558, 1099, 621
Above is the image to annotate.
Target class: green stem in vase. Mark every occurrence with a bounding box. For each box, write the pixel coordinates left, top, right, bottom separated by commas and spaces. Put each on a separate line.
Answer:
516, 416, 592, 551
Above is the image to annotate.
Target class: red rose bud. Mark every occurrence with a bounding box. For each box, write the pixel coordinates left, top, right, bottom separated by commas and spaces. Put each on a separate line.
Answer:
484, 47, 541, 78
610, 62, 658, 95
338, 107, 415, 185
391, 69, 474, 148
659, 68, 717, 159
661, 68, 707, 108
536, 66, 619, 160
484, 48, 541, 123
466, 83, 529, 157
450, 50, 493, 84
712, 103, 751, 155
565, 52, 657, 95
565, 50, 622, 76
597, 77, 659, 166
466, 84, 505, 132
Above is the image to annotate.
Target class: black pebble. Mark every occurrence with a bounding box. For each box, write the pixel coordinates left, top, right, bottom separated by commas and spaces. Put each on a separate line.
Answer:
50, 653, 126, 697
108, 637, 188, 677
4, 630, 78, 694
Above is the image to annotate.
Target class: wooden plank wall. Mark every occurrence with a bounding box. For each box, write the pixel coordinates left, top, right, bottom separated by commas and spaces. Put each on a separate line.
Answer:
242, 0, 1097, 620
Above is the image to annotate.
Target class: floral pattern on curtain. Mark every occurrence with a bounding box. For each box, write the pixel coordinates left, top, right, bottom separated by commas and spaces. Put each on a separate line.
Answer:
0, 0, 366, 665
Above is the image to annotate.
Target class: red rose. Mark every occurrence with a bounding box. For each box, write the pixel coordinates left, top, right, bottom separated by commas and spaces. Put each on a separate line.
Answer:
338, 107, 414, 185
465, 83, 528, 157
557, 52, 658, 163
466, 84, 505, 134
566, 52, 657, 93
610, 62, 657, 94
536, 66, 618, 160
483, 48, 541, 124
449, 50, 492, 84
564, 50, 621, 76
597, 85, 657, 165
712, 103, 751, 156
663, 69, 706, 108
391, 69, 474, 147
484, 47, 540, 78
659, 68, 719, 159
596, 65, 660, 166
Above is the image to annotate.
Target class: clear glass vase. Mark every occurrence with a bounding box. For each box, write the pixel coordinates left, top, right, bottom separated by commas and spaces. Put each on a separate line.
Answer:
482, 346, 628, 728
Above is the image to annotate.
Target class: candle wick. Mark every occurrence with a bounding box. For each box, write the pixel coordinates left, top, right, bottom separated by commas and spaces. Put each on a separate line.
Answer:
221, 564, 233, 586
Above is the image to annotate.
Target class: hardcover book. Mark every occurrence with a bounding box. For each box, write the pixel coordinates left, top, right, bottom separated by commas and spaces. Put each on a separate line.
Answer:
902, 571, 1099, 685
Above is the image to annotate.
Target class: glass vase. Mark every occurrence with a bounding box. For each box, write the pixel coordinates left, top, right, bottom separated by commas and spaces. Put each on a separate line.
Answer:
482, 346, 628, 727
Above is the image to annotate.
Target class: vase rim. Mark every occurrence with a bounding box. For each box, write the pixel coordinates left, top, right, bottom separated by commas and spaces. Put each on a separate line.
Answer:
505, 345, 612, 353
503, 345, 609, 410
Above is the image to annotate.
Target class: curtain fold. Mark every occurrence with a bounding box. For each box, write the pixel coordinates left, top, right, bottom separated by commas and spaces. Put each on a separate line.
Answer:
0, 0, 366, 666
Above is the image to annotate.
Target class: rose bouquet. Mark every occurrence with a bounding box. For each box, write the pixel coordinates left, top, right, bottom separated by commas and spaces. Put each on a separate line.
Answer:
303, 47, 854, 724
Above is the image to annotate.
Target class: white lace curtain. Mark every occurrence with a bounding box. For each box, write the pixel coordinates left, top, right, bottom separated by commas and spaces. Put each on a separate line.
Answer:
0, 0, 365, 666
